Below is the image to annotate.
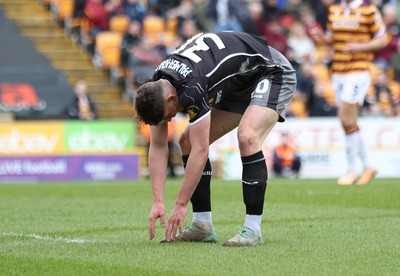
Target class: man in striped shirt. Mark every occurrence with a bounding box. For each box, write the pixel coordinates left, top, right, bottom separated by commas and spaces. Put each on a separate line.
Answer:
322, 0, 387, 185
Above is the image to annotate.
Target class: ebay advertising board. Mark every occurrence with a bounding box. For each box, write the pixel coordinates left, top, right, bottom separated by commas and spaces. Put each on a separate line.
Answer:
0, 120, 136, 155
0, 120, 140, 182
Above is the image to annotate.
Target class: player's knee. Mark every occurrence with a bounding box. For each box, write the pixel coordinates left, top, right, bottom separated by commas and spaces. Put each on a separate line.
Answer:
343, 123, 359, 134
237, 131, 258, 153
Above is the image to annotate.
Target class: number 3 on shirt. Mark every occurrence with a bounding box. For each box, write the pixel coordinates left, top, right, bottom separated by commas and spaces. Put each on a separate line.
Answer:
172, 33, 226, 63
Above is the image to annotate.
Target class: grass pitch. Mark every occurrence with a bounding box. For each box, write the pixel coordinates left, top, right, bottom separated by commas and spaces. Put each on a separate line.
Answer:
1, 178, 399, 275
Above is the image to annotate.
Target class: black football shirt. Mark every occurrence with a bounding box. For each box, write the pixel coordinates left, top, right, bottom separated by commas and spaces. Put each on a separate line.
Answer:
150, 32, 281, 124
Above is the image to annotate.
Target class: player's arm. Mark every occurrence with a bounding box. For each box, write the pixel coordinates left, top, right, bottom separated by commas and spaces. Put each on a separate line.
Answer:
165, 114, 211, 240
148, 122, 169, 240
177, 115, 210, 206
343, 34, 388, 54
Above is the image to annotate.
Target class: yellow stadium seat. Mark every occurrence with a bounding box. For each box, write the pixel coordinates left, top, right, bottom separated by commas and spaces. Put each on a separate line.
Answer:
388, 80, 400, 99
109, 15, 131, 34
94, 31, 123, 69
102, 48, 121, 68
51, 0, 74, 20
369, 63, 384, 83
142, 15, 165, 45
311, 63, 331, 82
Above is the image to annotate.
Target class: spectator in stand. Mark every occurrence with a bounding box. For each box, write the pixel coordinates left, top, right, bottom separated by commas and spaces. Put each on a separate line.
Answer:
296, 62, 314, 97
302, 0, 334, 33
192, 0, 214, 32
178, 19, 201, 41
306, 80, 337, 117
272, 131, 301, 178
299, 6, 325, 47
288, 21, 317, 64
123, 0, 146, 23
374, 2, 399, 70
208, 0, 243, 32
67, 79, 98, 120
70, 0, 86, 44
283, 0, 304, 19
259, 17, 288, 55
285, 46, 300, 73
125, 35, 165, 97
363, 70, 397, 117
104, 0, 124, 18
120, 20, 142, 70
84, 0, 110, 53
261, 0, 282, 23
237, 1, 264, 35
391, 39, 400, 83
153, 0, 180, 18
167, 0, 196, 33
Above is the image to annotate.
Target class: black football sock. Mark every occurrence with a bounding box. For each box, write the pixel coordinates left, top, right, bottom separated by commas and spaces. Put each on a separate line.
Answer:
182, 155, 212, 212
241, 151, 268, 215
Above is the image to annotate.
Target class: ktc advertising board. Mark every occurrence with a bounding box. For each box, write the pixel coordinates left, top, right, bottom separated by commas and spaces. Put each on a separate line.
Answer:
210, 118, 400, 179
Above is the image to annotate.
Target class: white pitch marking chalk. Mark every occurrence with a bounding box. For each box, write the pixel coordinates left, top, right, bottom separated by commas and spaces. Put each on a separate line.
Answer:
2, 232, 89, 244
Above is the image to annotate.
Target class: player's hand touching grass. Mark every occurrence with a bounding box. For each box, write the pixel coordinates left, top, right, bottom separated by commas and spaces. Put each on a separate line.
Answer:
165, 203, 187, 241
148, 203, 165, 240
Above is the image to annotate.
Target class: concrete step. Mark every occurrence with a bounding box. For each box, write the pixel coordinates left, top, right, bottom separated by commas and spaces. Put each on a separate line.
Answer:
0, 0, 42, 4
3, 4, 49, 14
52, 62, 95, 71
97, 102, 134, 119
20, 28, 66, 37
3, 2, 50, 10
50, 58, 94, 68
13, 18, 59, 28
63, 69, 108, 78
89, 86, 122, 95
18, 25, 61, 34
44, 51, 90, 60
5, 11, 53, 21
32, 40, 78, 52
88, 93, 121, 102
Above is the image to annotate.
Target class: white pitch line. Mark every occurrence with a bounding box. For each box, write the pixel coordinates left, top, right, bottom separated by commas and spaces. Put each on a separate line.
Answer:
2, 232, 89, 244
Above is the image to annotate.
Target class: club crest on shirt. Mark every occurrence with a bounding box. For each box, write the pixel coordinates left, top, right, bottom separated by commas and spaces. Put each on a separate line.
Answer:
187, 105, 200, 120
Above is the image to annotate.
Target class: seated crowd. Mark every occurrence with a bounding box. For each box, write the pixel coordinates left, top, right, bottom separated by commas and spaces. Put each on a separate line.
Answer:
47, 0, 400, 118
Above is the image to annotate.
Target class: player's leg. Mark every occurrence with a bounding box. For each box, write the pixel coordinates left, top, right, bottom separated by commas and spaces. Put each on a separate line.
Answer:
223, 47, 297, 246
337, 101, 361, 185
176, 109, 241, 242
223, 105, 279, 246
334, 73, 377, 185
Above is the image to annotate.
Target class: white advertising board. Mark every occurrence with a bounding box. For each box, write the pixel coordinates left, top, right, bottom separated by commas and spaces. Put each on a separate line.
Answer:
209, 117, 400, 179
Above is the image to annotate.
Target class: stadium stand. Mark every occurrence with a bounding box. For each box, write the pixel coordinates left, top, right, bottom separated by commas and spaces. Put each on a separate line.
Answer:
1, 0, 399, 119
1, 0, 133, 119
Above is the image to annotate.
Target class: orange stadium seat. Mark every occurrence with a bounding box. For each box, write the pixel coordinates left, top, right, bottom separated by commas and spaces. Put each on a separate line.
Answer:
311, 63, 331, 82
370, 63, 384, 83
142, 15, 165, 45
109, 15, 130, 34
93, 31, 123, 69
388, 80, 400, 99
321, 80, 336, 105
51, 0, 74, 20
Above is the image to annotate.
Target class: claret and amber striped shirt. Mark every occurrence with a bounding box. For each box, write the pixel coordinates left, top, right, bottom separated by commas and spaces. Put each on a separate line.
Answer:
327, 0, 386, 75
